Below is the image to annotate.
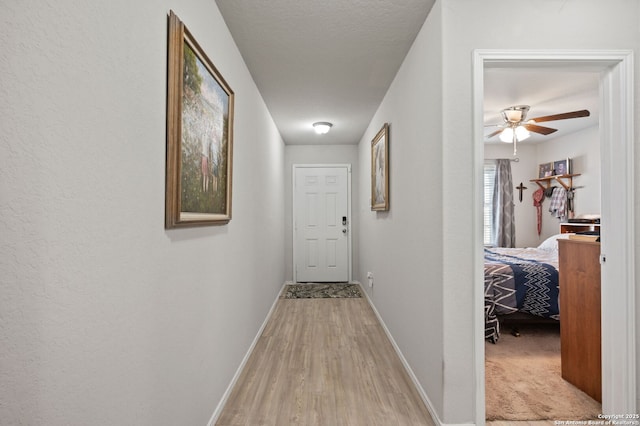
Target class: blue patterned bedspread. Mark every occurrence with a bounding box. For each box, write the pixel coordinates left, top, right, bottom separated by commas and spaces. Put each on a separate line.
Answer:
484, 247, 559, 343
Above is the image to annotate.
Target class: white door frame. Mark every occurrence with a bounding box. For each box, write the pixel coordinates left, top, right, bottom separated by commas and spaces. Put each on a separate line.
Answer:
292, 164, 352, 283
473, 50, 636, 423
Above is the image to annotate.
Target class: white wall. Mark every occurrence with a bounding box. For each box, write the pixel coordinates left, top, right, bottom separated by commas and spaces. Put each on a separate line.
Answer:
440, 0, 639, 422
284, 144, 360, 281
485, 124, 601, 248
357, 2, 446, 419
0, 1, 285, 424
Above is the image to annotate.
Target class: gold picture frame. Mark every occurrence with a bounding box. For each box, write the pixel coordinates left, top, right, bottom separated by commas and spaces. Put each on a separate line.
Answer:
371, 123, 389, 211
165, 11, 234, 228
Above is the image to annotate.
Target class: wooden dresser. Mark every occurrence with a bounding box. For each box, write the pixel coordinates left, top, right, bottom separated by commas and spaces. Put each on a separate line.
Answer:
558, 238, 601, 402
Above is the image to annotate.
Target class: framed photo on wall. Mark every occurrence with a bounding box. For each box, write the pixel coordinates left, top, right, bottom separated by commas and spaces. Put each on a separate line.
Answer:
553, 158, 572, 176
538, 162, 554, 178
165, 11, 235, 228
371, 123, 389, 211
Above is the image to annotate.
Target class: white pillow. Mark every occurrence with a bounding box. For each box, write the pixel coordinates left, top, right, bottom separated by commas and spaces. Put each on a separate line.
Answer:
537, 233, 572, 252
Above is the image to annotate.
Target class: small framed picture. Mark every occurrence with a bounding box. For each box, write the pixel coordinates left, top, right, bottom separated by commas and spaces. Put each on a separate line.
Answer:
538, 162, 554, 178
371, 123, 389, 211
553, 158, 572, 176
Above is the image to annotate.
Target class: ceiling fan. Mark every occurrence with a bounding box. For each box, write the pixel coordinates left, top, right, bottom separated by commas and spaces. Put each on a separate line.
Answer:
486, 105, 590, 155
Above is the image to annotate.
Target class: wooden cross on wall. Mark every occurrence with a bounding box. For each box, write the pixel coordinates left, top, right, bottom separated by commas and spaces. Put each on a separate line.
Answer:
516, 182, 527, 203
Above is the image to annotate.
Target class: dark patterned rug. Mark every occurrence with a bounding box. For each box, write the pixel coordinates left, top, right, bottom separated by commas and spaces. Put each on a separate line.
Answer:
283, 283, 362, 299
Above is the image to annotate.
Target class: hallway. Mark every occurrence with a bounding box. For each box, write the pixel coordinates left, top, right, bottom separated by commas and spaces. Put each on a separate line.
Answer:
216, 286, 435, 426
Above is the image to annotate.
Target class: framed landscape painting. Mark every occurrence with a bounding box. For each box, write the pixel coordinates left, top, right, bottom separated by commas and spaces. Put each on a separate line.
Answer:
165, 11, 235, 228
371, 123, 389, 211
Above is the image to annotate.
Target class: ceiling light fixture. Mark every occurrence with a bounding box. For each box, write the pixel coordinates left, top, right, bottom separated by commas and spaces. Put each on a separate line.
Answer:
501, 105, 530, 123
499, 125, 530, 155
313, 122, 332, 135
497, 106, 531, 154
499, 125, 531, 143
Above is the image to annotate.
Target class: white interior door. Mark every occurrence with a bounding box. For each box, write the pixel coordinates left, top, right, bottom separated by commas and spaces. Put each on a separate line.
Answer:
293, 165, 350, 282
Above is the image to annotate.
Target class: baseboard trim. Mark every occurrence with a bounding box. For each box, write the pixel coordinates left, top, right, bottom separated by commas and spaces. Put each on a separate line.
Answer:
207, 283, 285, 426
358, 282, 445, 426
440, 424, 475, 426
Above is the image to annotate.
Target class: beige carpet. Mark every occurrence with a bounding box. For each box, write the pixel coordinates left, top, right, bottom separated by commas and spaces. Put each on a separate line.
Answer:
485, 324, 602, 421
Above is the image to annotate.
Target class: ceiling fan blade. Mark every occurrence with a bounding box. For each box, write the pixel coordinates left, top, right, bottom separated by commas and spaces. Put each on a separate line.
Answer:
523, 123, 558, 135
528, 109, 590, 123
486, 129, 503, 138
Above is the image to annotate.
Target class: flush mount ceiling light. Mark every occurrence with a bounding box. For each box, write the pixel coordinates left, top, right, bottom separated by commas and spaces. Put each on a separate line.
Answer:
313, 122, 332, 135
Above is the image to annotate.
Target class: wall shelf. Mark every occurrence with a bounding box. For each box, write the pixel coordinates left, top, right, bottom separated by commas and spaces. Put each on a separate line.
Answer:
530, 173, 581, 191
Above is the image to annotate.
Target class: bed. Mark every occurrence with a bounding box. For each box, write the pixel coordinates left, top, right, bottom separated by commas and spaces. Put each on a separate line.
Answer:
484, 234, 570, 343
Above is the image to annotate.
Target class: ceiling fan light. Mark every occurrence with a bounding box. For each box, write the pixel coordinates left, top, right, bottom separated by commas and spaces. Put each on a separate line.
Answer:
504, 110, 523, 122
499, 127, 514, 143
499, 125, 530, 143
501, 105, 530, 123
313, 122, 332, 134
515, 125, 530, 141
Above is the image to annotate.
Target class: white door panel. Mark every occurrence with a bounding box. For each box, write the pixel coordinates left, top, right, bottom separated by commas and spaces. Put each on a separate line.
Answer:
294, 166, 350, 282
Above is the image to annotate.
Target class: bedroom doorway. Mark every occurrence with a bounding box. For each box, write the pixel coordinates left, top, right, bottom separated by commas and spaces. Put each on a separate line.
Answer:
473, 50, 636, 423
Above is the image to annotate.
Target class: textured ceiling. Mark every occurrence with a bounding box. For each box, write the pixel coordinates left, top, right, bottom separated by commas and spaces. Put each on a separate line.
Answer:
215, 1, 598, 147
216, 0, 435, 145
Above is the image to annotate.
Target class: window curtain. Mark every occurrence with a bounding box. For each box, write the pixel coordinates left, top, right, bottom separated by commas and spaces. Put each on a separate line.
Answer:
492, 159, 515, 247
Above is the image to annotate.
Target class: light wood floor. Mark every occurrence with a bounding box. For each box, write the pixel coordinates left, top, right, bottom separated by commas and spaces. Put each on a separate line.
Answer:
216, 292, 436, 426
